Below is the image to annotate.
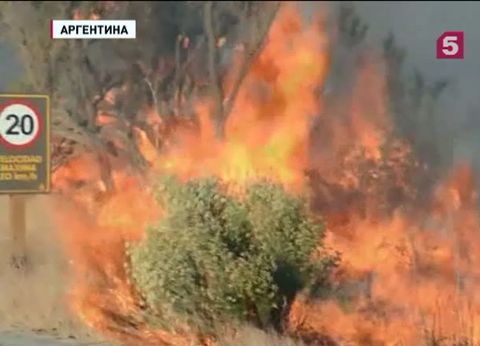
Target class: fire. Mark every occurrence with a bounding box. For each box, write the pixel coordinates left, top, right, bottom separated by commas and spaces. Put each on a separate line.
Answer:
291, 166, 480, 345
49, 3, 480, 346
154, 5, 329, 192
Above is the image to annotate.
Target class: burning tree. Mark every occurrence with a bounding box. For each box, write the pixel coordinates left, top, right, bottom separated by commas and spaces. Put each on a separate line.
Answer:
203, 1, 280, 138
0, 1, 281, 194
309, 4, 452, 222
383, 32, 451, 179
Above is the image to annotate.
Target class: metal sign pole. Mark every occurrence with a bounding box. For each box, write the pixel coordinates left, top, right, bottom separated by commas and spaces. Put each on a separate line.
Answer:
9, 194, 28, 269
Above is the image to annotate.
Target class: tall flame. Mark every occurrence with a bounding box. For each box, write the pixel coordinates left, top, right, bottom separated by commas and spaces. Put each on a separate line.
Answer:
151, 5, 329, 192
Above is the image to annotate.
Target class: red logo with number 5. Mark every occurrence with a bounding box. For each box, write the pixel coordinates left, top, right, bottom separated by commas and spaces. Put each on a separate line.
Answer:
437, 31, 464, 59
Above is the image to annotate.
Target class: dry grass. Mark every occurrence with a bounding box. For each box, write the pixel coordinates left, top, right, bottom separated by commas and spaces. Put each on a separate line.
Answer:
0, 195, 99, 341
217, 325, 305, 346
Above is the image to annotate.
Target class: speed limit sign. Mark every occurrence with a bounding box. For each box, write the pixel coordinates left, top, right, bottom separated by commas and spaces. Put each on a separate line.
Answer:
0, 94, 50, 194
0, 101, 42, 148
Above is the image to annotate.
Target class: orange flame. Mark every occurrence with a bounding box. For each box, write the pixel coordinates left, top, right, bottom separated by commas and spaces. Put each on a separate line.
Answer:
151, 5, 329, 193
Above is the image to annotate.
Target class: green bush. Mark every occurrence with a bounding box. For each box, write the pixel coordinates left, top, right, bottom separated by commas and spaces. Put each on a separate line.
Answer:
127, 176, 337, 335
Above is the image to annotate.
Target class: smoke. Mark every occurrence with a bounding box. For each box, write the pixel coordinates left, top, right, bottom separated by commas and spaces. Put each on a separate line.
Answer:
299, 1, 480, 182
0, 43, 21, 91
351, 1, 480, 171
356, 2, 479, 175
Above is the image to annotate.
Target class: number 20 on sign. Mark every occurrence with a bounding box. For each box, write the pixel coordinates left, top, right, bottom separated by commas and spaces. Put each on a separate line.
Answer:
0, 95, 50, 194
437, 31, 464, 59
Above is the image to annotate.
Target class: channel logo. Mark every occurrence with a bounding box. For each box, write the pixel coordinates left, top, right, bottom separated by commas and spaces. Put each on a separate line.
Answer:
50, 19, 136, 39
436, 31, 464, 59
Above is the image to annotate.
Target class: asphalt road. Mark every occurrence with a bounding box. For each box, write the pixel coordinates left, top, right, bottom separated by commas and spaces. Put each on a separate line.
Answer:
0, 331, 111, 346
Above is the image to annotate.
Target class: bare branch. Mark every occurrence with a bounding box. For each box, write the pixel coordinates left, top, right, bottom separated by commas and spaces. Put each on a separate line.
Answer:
223, 1, 280, 119
202, 1, 280, 139
203, 1, 225, 138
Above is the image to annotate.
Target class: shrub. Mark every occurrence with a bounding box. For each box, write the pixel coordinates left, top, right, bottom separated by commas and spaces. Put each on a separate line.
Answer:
127, 176, 337, 335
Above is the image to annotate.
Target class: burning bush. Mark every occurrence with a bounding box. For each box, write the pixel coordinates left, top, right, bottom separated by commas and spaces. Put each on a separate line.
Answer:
127, 176, 337, 337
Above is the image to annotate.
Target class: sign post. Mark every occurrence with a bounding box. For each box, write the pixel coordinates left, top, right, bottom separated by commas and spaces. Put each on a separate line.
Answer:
9, 195, 27, 268
0, 94, 50, 268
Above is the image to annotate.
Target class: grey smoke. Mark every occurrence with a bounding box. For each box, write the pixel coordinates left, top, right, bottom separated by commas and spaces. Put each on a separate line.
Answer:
0, 43, 21, 90
352, 1, 480, 171
302, 1, 480, 174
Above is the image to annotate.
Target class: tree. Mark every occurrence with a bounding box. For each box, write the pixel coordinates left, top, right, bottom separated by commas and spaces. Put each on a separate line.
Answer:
0, 1, 281, 194
383, 32, 451, 176
309, 4, 451, 217
203, 1, 280, 139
